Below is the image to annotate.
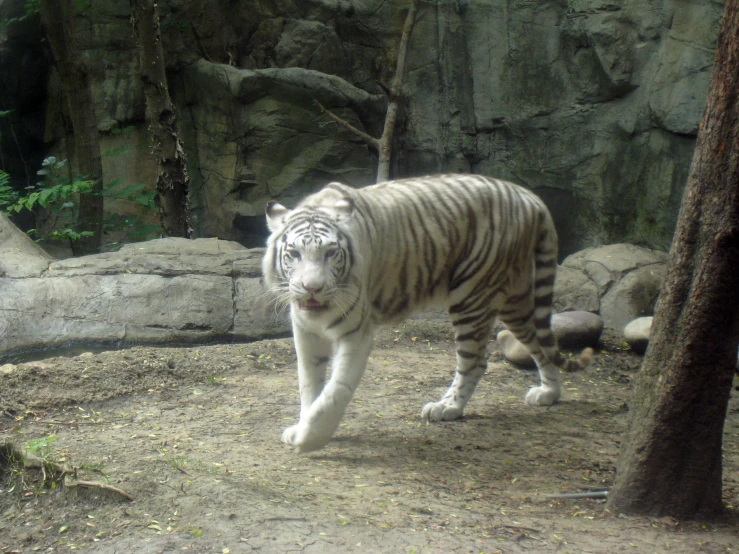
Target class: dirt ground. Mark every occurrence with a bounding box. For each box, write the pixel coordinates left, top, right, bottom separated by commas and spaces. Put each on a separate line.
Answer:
1, 319, 739, 554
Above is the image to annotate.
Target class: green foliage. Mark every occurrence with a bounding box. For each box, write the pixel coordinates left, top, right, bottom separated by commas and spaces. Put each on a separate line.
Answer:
104, 146, 131, 157
0, 170, 14, 206
104, 179, 156, 210
0, 111, 13, 206
48, 228, 95, 242
74, 0, 92, 14
6, 435, 65, 495
0, 0, 40, 27
25, 435, 59, 458
1, 156, 160, 248
0, 156, 96, 245
101, 179, 160, 249
8, 158, 94, 212
109, 125, 135, 136
101, 213, 160, 247
1, 111, 158, 249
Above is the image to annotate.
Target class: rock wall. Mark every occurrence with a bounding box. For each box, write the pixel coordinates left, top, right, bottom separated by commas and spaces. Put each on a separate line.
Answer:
0, 0, 723, 256
1, 210, 668, 357
0, 213, 290, 357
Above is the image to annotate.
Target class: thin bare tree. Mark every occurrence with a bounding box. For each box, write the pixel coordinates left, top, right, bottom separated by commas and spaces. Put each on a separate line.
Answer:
314, 0, 419, 182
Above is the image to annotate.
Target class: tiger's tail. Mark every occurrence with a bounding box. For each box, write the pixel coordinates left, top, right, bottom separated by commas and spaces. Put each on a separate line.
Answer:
533, 213, 593, 373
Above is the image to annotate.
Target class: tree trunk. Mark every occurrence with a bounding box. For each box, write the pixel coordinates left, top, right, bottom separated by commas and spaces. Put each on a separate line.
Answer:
312, 0, 418, 184
375, 0, 417, 183
131, 0, 190, 238
606, 0, 739, 519
40, 0, 103, 255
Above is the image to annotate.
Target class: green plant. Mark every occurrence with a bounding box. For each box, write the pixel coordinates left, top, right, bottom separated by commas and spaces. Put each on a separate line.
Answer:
1, 154, 161, 249
100, 180, 160, 249
0, 110, 16, 207
0, 436, 63, 496
104, 180, 156, 210
0, 169, 13, 206
0, 0, 40, 27
0, 156, 96, 245
25, 434, 59, 459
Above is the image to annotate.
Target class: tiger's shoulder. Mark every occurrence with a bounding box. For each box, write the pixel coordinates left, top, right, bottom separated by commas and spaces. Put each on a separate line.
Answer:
296, 182, 357, 209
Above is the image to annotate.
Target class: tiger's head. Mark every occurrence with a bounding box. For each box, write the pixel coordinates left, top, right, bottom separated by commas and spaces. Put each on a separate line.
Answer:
262, 193, 356, 315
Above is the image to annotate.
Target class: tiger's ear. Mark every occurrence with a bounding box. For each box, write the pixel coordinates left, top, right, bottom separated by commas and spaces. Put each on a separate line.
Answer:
266, 201, 290, 232
332, 197, 354, 222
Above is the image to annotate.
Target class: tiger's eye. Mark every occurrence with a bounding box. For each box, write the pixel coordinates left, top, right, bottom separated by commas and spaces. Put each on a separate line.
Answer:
325, 249, 338, 260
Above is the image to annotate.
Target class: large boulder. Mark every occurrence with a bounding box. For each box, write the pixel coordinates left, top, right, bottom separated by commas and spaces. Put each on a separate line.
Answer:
558, 244, 668, 332
552, 265, 600, 314
599, 265, 666, 333
0, 234, 290, 358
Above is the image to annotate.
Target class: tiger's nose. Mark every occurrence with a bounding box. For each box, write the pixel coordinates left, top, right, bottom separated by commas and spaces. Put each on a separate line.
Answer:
303, 282, 323, 294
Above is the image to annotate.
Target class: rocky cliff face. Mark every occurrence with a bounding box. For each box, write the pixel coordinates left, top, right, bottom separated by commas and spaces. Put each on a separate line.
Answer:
0, 0, 722, 256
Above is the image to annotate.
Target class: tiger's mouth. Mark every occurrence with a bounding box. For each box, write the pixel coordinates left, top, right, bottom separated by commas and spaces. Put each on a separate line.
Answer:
299, 298, 329, 311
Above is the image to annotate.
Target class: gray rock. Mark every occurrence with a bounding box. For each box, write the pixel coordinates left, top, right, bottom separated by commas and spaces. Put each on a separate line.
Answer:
622, 317, 738, 359
0, 212, 54, 278
0, 363, 15, 375
178, 59, 381, 246
600, 265, 665, 333
553, 265, 600, 314
497, 329, 536, 368
623, 317, 653, 355
274, 20, 348, 77
562, 243, 668, 275
552, 311, 604, 349
561, 244, 668, 331
0, 232, 291, 358
647, 7, 720, 135
497, 311, 603, 366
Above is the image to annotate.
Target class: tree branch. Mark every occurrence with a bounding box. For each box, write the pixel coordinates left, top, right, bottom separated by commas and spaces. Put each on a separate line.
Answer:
1, 440, 134, 502
313, 99, 380, 149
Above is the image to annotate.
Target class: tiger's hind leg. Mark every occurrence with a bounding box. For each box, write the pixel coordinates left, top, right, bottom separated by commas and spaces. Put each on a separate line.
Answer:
421, 306, 496, 422
498, 290, 561, 406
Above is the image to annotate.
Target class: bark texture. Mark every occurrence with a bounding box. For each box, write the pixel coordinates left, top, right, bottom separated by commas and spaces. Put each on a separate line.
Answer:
606, 0, 739, 519
40, 0, 103, 255
131, 0, 190, 238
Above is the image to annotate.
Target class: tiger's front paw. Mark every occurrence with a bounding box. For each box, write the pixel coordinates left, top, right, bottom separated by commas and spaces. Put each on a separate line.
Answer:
525, 384, 560, 406
421, 401, 464, 422
281, 423, 331, 453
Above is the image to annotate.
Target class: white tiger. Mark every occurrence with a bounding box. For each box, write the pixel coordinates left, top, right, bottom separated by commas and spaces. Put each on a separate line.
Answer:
263, 174, 593, 452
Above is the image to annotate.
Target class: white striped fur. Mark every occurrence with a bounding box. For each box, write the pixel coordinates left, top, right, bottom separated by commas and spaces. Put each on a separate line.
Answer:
263, 174, 593, 452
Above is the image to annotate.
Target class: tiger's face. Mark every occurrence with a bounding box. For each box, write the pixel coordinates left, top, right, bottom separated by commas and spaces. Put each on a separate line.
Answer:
263, 197, 355, 314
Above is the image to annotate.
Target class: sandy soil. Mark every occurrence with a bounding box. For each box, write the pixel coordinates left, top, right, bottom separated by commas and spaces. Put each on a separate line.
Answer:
1, 320, 738, 554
